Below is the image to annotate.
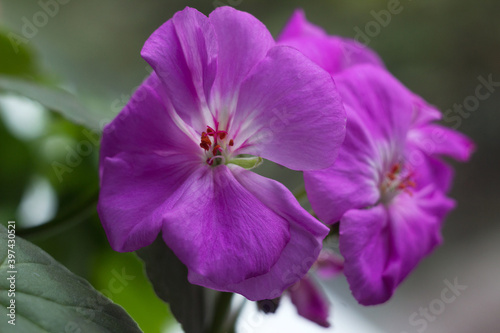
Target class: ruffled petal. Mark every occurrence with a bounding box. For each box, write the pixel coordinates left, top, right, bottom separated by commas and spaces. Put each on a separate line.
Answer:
340, 189, 455, 305
304, 106, 380, 224
208, 6, 274, 109
408, 124, 475, 162
185, 165, 329, 300
278, 9, 384, 74
98, 152, 199, 252
289, 275, 330, 328
141, 7, 217, 128
234, 45, 346, 171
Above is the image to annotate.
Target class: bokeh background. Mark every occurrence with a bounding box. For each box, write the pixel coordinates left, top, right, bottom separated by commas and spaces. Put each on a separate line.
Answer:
1, 0, 499, 332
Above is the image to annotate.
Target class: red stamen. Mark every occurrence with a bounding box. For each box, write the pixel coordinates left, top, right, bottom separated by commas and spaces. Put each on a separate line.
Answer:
207, 126, 216, 136
390, 164, 400, 175
218, 131, 227, 140
229, 139, 234, 146
212, 144, 221, 156
199, 132, 212, 151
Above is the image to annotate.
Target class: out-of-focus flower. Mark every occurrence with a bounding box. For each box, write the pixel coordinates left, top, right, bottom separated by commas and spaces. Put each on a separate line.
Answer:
305, 65, 474, 305
288, 250, 343, 328
279, 10, 474, 305
97, 7, 346, 301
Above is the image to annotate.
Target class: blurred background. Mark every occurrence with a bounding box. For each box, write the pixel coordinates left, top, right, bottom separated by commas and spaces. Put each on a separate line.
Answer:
0, 0, 498, 332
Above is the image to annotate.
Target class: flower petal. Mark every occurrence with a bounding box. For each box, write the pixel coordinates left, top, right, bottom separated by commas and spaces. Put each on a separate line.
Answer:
278, 9, 384, 74
315, 250, 344, 280
235, 45, 346, 171
141, 7, 217, 128
304, 106, 380, 224
340, 189, 455, 305
100, 73, 200, 176
161, 165, 291, 294
208, 6, 274, 108
408, 124, 475, 162
186, 165, 329, 300
98, 152, 199, 252
289, 275, 330, 328
334, 64, 414, 145
278, 9, 326, 40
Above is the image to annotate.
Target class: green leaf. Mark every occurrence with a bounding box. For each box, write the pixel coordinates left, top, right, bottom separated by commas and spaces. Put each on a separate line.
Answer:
0, 225, 142, 333
136, 237, 208, 333
0, 75, 106, 131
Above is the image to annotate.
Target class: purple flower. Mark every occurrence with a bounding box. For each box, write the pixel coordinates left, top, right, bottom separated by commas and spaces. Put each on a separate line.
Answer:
279, 10, 474, 305
305, 66, 474, 305
97, 7, 346, 301
277, 9, 384, 74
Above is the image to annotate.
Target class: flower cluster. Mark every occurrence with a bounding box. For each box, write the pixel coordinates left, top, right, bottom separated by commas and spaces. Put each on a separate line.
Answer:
97, 6, 474, 328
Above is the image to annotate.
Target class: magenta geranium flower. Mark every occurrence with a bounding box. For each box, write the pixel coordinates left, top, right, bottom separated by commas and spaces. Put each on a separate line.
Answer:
97, 7, 346, 301
304, 65, 474, 305
278, 9, 474, 305
277, 9, 384, 74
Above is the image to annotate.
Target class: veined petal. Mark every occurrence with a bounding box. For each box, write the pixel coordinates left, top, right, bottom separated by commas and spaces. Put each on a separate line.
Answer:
235, 45, 346, 171
161, 165, 290, 292
304, 106, 380, 224
208, 6, 274, 112
141, 7, 217, 128
340, 189, 455, 305
289, 275, 330, 328
100, 73, 200, 178
98, 152, 199, 252
185, 165, 329, 300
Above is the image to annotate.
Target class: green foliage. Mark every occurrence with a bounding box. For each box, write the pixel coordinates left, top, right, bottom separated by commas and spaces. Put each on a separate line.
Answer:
137, 237, 209, 333
92, 251, 174, 333
0, 225, 142, 333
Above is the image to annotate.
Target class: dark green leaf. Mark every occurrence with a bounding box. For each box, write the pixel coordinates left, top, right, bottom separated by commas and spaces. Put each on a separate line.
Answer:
136, 237, 208, 333
0, 225, 142, 333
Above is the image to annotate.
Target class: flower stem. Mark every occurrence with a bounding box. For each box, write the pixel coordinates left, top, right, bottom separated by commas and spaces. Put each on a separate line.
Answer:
208, 292, 234, 333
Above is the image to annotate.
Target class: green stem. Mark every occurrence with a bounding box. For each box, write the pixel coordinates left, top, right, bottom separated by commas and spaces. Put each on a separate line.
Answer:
208, 292, 234, 333
225, 299, 247, 333
292, 184, 307, 202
